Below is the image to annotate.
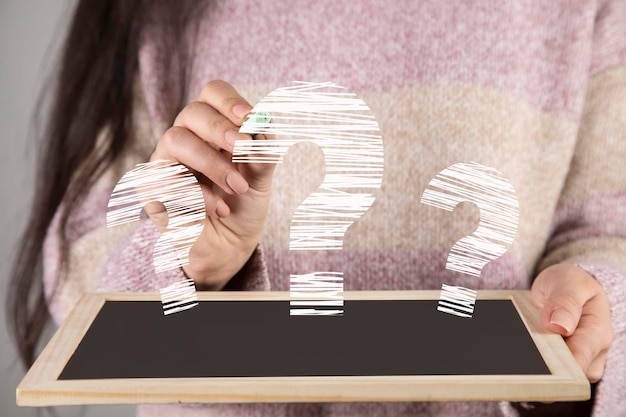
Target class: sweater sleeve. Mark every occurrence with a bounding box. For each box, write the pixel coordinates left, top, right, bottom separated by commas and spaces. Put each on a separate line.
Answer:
44, 167, 271, 326
96, 221, 270, 293
535, 2, 626, 415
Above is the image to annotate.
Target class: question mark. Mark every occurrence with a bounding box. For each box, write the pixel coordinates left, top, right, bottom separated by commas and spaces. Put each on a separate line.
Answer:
234, 81, 384, 316
420, 161, 519, 318
107, 159, 205, 315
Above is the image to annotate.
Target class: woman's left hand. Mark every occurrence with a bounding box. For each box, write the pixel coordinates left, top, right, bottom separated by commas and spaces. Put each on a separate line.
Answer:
531, 263, 613, 382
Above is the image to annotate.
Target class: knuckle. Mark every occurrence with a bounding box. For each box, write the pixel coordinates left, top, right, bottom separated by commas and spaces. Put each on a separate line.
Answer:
587, 369, 603, 383
173, 102, 193, 126
175, 101, 214, 131
220, 95, 241, 111
587, 356, 608, 383
201, 79, 227, 98
177, 101, 204, 122
197, 148, 216, 169
211, 115, 232, 135
160, 126, 185, 149
553, 291, 582, 315
198, 148, 228, 179
200, 80, 242, 113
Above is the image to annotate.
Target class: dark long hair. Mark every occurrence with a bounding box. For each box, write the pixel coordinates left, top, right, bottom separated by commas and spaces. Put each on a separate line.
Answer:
6, 0, 208, 369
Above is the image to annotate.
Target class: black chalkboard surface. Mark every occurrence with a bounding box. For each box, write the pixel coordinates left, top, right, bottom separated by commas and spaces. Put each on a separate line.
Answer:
17, 291, 590, 406
60, 299, 548, 379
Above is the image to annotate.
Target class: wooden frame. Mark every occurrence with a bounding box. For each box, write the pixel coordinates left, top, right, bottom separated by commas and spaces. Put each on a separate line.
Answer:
16, 290, 589, 406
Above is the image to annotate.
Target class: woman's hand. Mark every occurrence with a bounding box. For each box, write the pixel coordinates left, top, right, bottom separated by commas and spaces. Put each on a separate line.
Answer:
149, 80, 275, 290
531, 263, 613, 382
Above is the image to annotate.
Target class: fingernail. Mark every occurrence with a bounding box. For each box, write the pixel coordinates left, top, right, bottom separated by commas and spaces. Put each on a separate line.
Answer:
225, 171, 249, 195
549, 309, 573, 334
232, 103, 252, 120
215, 200, 230, 218
224, 130, 248, 150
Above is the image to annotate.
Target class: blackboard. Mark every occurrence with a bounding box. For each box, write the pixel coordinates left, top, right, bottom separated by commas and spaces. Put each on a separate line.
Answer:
60, 299, 548, 379
17, 291, 590, 406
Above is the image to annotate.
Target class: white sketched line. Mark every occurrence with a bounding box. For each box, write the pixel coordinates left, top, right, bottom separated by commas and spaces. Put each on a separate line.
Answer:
160, 279, 199, 315
234, 81, 384, 253
234, 82, 384, 315
420, 161, 519, 276
107, 160, 204, 315
290, 272, 344, 316
421, 161, 520, 318
437, 284, 477, 318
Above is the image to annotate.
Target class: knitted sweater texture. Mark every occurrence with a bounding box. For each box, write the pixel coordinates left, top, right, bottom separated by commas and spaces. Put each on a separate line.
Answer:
44, 1, 626, 416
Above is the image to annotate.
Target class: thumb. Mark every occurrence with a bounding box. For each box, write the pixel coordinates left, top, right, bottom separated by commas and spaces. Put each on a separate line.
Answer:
531, 264, 589, 337
236, 135, 277, 193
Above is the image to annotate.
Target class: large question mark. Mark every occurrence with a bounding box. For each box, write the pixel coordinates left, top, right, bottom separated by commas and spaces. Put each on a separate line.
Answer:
107, 160, 205, 315
234, 81, 384, 316
420, 161, 520, 318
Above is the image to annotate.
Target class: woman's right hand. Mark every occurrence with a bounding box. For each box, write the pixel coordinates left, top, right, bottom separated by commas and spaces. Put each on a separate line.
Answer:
148, 80, 276, 290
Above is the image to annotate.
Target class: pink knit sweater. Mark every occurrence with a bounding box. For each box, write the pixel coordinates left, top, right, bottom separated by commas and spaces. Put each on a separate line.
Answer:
44, 1, 626, 416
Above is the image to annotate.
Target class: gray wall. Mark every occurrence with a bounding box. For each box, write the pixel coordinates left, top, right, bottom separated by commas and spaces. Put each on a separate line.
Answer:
0, 2, 134, 415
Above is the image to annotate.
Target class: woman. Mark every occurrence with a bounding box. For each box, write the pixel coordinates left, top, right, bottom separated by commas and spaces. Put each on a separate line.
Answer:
8, 1, 625, 416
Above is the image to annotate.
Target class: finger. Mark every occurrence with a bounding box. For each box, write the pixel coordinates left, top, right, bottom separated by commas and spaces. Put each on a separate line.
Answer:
532, 265, 596, 337
142, 182, 230, 226
538, 288, 586, 337
152, 126, 249, 196
567, 292, 613, 380
173, 100, 252, 153
565, 314, 611, 381
199, 182, 230, 218
586, 349, 609, 383
235, 133, 278, 193
532, 264, 613, 382
542, 296, 582, 337
198, 80, 253, 126
143, 201, 168, 232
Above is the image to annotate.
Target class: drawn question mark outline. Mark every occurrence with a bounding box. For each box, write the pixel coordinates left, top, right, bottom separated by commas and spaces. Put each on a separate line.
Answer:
420, 161, 520, 318
107, 159, 205, 315
106, 84, 518, 321
234, 81, 384, 316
